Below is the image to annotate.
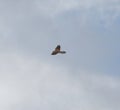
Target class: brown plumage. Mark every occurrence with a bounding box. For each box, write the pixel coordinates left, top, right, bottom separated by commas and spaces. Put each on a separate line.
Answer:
51, 45, 66, 55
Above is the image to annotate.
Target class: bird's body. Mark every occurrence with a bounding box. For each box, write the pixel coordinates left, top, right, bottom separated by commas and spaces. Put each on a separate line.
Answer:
51, 45, 66, 55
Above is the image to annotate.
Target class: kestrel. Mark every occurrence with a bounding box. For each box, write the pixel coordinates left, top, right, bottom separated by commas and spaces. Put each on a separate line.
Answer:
51, 45, 66, 55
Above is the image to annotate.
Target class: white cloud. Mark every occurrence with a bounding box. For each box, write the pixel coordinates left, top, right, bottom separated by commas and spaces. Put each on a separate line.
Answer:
0, 51, 120, 110
34, 0, 120, 27
35, 0, 79, 16
35, 0, 120, 14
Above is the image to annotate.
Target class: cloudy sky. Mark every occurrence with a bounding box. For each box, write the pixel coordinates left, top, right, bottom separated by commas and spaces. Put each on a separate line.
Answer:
0, 0, 120, 110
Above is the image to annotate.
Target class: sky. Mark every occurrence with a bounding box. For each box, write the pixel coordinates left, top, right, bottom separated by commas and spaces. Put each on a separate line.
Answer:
0, 0, 120, 110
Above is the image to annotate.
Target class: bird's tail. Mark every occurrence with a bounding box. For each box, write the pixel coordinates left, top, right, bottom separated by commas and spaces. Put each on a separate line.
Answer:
59, 51, 66, 54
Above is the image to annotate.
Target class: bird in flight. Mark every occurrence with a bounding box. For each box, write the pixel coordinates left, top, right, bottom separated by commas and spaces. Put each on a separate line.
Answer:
51, 45, 66, 55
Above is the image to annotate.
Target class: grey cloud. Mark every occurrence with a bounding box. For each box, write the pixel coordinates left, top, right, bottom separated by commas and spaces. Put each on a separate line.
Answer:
0, 0, 120, 73
0, 1, 120, 110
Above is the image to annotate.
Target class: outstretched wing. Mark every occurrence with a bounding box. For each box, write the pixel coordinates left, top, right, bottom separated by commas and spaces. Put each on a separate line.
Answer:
55, 45, 60, 51
51, 45, 60, 55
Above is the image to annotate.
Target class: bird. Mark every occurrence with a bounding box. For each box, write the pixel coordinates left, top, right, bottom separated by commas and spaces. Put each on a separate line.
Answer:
51, 45, 66, 55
